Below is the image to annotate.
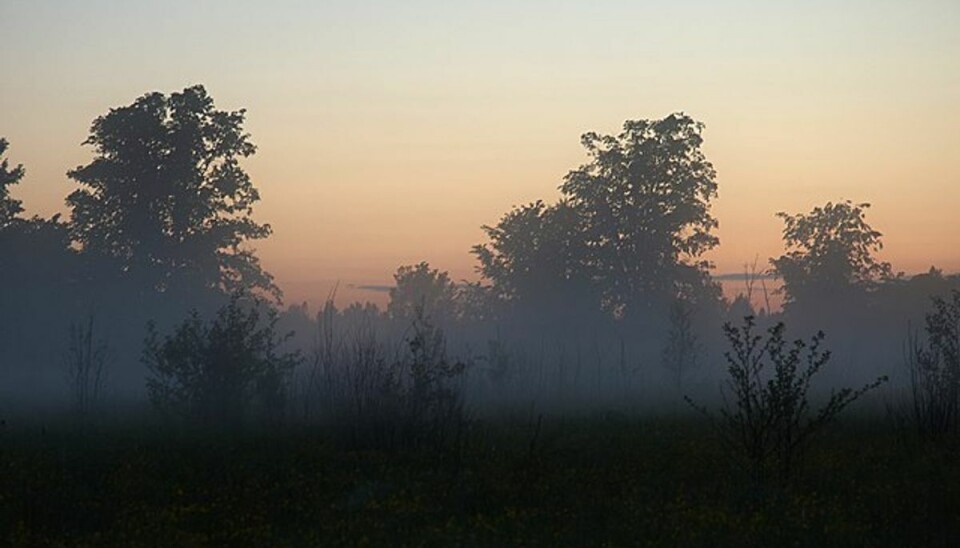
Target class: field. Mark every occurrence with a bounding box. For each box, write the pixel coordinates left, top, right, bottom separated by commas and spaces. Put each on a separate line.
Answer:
2, 414, 958, 547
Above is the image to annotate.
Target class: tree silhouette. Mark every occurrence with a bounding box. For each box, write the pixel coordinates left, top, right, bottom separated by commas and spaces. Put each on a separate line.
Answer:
474, 113, 720, 320
66, 85, 276, 298
771, 201, 893, 306
473, 199, 594, 314
563, 114, 720, 315
0, 139, 73, 276
388, 262, 460, 325
0, 138, 25, 229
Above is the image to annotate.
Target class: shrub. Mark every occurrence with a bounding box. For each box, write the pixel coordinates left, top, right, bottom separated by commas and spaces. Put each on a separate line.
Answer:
690, 316, 886, 485
143, 293, 301, 425
906, 290, 960, 443
400, 307, 466, 449
300, 301, 466, 451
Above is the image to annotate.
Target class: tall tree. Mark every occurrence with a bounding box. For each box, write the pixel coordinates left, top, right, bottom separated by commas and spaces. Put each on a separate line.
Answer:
771, 200, 894, 305
562, 113, 720, 315
474, 113, 721, 320
66, 85, 275, 297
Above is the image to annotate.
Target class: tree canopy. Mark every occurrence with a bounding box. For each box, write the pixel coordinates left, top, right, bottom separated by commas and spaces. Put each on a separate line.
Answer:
771, 200, 894, 305
474, 113, 721, 320
66, 85, 275, 298
474, 199, 592, 310
388, 262, 460, 324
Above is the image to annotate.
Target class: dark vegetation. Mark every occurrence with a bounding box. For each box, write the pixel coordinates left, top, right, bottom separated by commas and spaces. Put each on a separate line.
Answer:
2, 86, 959, 545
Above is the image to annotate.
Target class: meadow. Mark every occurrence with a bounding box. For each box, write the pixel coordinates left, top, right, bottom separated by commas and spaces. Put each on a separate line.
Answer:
3, 412, 958, 547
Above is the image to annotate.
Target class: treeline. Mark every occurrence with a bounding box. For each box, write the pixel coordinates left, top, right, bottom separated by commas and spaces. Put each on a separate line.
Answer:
1, 85, 958, 426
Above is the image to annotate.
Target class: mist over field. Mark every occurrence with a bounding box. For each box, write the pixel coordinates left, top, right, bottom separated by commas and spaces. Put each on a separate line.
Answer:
1, 1, 959, 545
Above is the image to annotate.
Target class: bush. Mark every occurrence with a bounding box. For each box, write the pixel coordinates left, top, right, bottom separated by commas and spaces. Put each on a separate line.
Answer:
143, 294, 301, 425
906, 290, 960, 443
690, 316, 886, 485
400, 307, 466, 450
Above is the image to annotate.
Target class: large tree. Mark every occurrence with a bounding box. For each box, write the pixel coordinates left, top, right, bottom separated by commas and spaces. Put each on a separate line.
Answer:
770, 200, 894, 305
474, 113, 721, 320
66, 85, 275, 297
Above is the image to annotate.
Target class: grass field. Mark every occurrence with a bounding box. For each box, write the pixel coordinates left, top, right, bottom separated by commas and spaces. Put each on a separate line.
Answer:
2, 413, 958, 547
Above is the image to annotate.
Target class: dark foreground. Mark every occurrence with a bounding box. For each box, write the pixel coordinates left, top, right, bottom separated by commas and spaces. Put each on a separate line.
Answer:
2, 415, 958, 547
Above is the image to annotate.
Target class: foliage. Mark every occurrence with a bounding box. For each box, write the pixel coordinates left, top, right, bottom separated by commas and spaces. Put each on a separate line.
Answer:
906, 290, 960, 443
306, 298, 402, 446
561, 113, 721, 314
771, 201, 894, 305
143, 293, 301, 424
66, 85, 275, 298
474, 114, 721, 319
301, 300, 466, 451
63, 317, 110, 418
388, 262, 460, 324
400, 307, 466, 449
474, 199, 593, 312
0, 140, 79, 372
0, 138, 25, 228
691, 317, 887, 484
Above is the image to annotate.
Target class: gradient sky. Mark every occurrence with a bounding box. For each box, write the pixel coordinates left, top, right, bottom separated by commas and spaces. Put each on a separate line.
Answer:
2, 0, 958, 308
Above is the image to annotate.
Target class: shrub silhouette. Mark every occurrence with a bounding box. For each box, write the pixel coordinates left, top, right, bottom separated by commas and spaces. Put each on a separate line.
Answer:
906, 290, 960, 443
400, 306, 466, 450
690, 316, 887, 484
143, 293, 300, 424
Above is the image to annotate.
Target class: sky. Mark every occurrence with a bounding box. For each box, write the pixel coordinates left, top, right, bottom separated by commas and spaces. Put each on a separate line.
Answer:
1, 0, 958, 309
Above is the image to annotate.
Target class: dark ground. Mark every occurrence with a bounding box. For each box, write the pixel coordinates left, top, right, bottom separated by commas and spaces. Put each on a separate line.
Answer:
2, 414, 958, 547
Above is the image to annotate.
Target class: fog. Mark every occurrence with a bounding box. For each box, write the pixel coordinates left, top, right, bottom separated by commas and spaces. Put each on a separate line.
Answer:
1, 91, 956, 427
5, 80, 960, 545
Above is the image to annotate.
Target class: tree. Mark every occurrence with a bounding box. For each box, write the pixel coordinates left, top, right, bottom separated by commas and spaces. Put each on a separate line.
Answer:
66, 85, 276, 298
0, 138, 25, 229
388, 262, 460, 325
473, 199, 594, 315
561, 113, 721, 316
474, 114, 721, 320
143, 293, 301, 424
771, 201, 893, 305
